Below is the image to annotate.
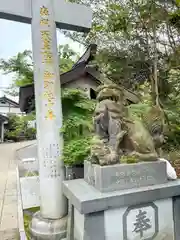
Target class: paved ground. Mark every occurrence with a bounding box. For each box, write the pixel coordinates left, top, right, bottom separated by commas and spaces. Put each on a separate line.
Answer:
16, 143, 37, 160
0, 141, 36, 240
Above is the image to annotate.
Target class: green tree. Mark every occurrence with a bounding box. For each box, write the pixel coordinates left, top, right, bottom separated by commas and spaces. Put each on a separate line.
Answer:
4, 114, 36, 142
62, 88, 95, 165
58, 44, 79, 73
66, 0, 179, 94
67, 1, 180, 151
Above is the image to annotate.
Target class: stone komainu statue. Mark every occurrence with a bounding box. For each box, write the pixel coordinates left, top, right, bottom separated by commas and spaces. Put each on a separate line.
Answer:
90, 84, 160, 166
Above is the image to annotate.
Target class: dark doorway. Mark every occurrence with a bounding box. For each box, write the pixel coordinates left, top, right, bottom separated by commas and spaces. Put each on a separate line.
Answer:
90, 88, 96, 99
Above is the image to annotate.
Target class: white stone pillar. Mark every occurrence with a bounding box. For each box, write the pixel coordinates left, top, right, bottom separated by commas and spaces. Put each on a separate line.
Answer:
31, 0, 66, 219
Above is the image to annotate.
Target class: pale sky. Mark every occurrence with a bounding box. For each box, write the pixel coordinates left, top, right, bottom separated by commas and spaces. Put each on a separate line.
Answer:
0, 19, 84, 102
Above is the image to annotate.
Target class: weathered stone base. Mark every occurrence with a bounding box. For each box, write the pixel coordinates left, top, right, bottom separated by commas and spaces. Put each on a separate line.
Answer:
84, 160, 168, 192
63, 179, 180, 240
73, 198, 174, 240
29, 211, 67, 240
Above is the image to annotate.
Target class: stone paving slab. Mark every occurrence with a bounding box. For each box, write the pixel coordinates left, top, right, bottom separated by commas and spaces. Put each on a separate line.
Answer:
0, 141, 36, 240
0, 229, 19, 240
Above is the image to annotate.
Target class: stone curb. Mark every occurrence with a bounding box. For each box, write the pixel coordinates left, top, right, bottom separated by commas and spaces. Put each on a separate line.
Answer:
16, 167, 27, 240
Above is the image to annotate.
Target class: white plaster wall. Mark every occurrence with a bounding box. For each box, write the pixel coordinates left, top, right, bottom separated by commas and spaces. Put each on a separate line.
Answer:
0, 106, 10, 114
0, 106, 22, 115
63, 77, 98, 98
0, 103, 9, 107
104, 198, 174, 240
9, 107, 22, 114
28, 120, 36, 128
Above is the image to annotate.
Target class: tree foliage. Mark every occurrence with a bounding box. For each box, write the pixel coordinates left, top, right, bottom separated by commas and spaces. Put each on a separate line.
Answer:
65, 0, 179, 91
62, 89, 95, 165
67, 0, 180, 155
4, 114, 36, 142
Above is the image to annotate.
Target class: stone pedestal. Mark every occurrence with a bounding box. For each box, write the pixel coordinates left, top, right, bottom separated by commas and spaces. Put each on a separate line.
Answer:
63, 161, 180, 240
84, 160, 168, 192
29, 211, 67, 240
